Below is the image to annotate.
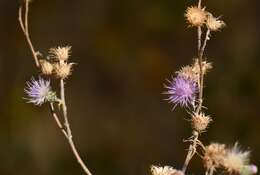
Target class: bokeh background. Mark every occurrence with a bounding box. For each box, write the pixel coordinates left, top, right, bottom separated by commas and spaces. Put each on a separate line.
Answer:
0, 0, 259, 174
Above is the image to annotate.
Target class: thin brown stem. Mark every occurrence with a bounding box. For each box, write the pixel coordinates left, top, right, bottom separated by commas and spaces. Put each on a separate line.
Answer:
195, 29, 210, 114
49, 103, 68, 138
198, 27, 202, 52
182, 131, 199, 173
60, 79, 93, 175
198, 0, 202, 8
25, 0, 29, 34
18, 0, 40, 67
182, 0, 210, 173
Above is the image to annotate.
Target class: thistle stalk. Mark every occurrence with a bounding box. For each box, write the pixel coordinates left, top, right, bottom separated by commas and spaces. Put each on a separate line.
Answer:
19, 1, 93, 174
182, 0, 211, 173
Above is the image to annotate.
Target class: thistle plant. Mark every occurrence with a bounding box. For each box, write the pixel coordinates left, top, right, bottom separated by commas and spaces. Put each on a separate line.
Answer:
18, 0, 258, 175
151, 0, 257, 175
19, 0, 92, 174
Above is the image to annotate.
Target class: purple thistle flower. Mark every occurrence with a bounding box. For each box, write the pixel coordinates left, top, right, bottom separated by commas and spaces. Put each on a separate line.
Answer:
164, 75, 198, 108
24, 77, 52, 106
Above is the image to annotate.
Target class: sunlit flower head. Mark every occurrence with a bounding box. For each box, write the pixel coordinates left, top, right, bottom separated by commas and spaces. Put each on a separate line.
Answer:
164, 75, 198, 109
24, 77, 56, 106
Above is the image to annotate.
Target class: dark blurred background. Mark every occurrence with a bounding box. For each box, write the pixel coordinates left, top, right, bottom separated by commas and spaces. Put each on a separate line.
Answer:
0, 0, 259, 174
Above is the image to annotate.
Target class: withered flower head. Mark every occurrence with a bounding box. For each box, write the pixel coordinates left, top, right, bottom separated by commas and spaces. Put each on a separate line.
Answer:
206, 13, 225, 31
177, 65, 199, 82
49, 46, 71, 61
39, 59, 53, 75
185, 6, 207, 27
191, 112, 212, 133
54, 62, 74, 79
192, 59, 212, 75
203, 143, 227, 171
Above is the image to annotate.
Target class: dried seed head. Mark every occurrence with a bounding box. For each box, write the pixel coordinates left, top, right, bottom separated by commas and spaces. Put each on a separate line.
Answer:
192, 59, 212, 75
203, 143, 227, 170
185, 6, 207, 27
151, 166, 184, 175
177, 65, 199, 82
191, 113, 212, 133
206, 13, 225, 31
39, 59, 53, 75
49, 46, 71, 61
223, 143, 250, 174
54, 63, 73, 79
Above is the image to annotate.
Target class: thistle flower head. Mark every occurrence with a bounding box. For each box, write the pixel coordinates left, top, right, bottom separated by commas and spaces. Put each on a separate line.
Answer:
151, 166, 184, 175
54, 62, 74, 79
192, 59, 213, 75
177, 65, 198, 82
206, 13, 225, 31
191, 112, 212, 133
39, 59, 54, 75
203, 143, 227, 170
185, 6, 207, 27
164, 75, 198, 108
49, 46, 71, 61
223, 143, 250, 174
24, 77, 57, 106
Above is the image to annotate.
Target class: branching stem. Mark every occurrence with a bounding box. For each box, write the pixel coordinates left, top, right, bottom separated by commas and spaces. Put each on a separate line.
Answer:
182, 0, 212, 173
182, 131, 199, 172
